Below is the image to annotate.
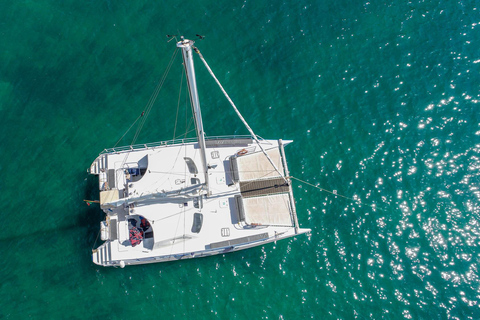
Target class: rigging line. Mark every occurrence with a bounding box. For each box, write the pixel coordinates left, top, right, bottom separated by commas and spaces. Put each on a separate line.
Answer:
173, 67, 185, 141
184, 83, 188, 137
193, 46, 287, 184
168, 204, 185, 252
140, 48, 178, 131
181, 92, 195, 140
132, 51, 175, 145
149, 142, 189, 188
131, 48, 180, 145
183, 135, 187, 253
175, 126, 195, 141
91, 228, 101, 252
289, 176, 385, 212
163, 133, 189, 255
152, 206, 196, 222
112, 49, 178, 149
119, 48, 179, 170
182, 83, 196, 140
182, 119, 195, 139
113, 112, 144, 148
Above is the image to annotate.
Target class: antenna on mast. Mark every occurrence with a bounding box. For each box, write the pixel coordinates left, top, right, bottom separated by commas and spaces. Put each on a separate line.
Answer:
166, 34, 178, 42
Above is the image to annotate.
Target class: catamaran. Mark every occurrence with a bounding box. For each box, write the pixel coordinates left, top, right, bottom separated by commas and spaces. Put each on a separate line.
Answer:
88, 37, 310, 267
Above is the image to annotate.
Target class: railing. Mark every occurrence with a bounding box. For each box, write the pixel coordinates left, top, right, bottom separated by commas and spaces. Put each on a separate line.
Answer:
108, 230, 300, 267
99, 135, 261, 155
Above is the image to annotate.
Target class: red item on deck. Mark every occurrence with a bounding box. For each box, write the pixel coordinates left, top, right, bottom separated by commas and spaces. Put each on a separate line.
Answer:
129, 227, 143, 247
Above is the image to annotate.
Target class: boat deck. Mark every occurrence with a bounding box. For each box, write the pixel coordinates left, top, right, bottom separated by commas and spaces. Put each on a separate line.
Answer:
90, 138, 309, 266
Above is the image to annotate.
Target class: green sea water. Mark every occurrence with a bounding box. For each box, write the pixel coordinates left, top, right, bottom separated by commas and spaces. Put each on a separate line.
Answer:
1, 0, 479, 319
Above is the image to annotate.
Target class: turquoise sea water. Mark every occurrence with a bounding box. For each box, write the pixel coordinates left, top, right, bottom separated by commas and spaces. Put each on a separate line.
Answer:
1, 0, 479, 318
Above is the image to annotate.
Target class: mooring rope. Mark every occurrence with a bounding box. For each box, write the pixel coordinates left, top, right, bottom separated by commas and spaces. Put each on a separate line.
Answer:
290, 176, 384, 212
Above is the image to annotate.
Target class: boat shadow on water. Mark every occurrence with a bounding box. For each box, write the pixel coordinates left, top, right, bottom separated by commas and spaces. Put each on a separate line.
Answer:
0, 173, 104, 269
83, 172, 105, 241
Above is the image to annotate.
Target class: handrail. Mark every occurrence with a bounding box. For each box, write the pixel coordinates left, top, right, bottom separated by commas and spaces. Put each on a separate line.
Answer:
99, 135, 258, 155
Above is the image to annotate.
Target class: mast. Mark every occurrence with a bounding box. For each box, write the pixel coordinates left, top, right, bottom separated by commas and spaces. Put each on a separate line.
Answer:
177, 38, 210, 193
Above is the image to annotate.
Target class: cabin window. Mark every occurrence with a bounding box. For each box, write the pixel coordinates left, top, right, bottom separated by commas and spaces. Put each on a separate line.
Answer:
184, 157, 198, 174
193, 196, 203, 209
128, 168, 141, 176
191, 213, 203, 233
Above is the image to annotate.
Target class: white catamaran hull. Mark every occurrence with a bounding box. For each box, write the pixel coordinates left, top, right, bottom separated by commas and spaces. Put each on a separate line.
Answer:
89, 38, 310, 267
